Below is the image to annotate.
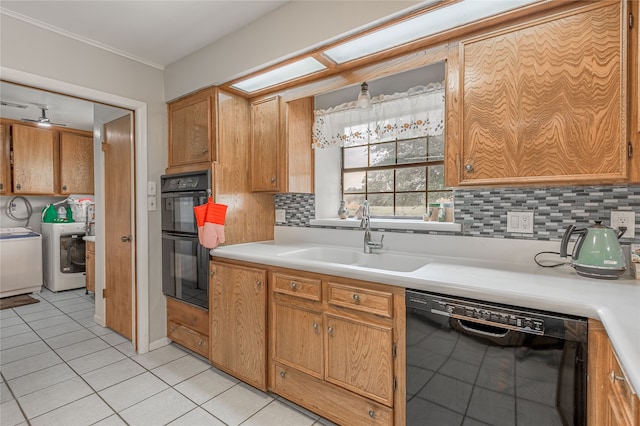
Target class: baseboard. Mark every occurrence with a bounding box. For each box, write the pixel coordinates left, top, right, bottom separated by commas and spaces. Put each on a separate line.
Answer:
93, 314, 105, 326
149, 337, 171, 351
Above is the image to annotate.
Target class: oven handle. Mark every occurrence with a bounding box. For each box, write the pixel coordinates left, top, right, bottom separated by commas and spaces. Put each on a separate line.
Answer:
454, 318, 511, 339
162, 232, 198, 241
161, 191, 208, 198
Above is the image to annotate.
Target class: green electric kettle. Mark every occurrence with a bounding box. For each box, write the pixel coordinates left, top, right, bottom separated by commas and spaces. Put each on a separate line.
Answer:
560, 221, 626, 279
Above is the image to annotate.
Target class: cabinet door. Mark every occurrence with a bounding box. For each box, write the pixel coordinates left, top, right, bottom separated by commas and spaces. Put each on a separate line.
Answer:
210, 262, 267, 390
456, 2, 627, 186
250, 96, 280, 192
85, 241, 95, 294
168, 89, 215, 167
273, 300, 323, 379
0, 124, 9, 194
12, 124, 57, 194
60, 132, 94, 194
325, 313, 394, 407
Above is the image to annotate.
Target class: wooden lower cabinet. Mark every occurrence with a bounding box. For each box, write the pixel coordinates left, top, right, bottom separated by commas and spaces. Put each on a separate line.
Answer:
85, 241, 95, 294
209, 261, 267, 390
166, 297, 209, 358
269, 268, 405, 426
588, 319, 640, 426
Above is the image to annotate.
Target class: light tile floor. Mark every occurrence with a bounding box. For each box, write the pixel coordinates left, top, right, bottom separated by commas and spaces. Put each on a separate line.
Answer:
1, 288, 335, 426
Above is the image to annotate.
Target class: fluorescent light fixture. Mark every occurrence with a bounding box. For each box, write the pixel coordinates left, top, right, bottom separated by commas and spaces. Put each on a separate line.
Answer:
232, 57, 327, 93
324, 0, 539, 64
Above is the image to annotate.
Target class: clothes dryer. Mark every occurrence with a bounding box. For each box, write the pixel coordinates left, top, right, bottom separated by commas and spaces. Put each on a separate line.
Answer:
41, 222, 87, 292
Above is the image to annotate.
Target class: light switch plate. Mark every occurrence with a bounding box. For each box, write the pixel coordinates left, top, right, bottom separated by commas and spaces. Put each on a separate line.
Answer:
611, 210, 636, 238
147, 181, 156, 196
506, 211, 534, 234
275, 209, 286, 223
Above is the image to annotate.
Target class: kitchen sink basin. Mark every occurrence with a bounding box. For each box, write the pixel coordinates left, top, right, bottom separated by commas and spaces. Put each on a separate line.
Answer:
278, 246, 429, 272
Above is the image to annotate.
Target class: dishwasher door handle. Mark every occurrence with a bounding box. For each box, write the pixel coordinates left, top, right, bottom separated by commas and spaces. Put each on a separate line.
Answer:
454, 318, 511, 339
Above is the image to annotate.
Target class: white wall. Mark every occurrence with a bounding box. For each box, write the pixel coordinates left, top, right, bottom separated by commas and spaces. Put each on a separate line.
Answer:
1, 14, 165, 348
164, 0, 422, 101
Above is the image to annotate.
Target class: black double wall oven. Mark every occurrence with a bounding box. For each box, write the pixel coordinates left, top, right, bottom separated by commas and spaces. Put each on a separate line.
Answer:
161, 170, 211, 309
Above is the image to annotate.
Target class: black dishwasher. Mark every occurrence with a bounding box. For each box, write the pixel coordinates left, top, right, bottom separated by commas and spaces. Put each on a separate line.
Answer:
406, 290, 587, 426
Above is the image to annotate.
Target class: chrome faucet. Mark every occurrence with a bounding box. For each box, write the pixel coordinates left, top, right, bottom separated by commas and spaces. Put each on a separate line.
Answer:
360, 200, 384, 253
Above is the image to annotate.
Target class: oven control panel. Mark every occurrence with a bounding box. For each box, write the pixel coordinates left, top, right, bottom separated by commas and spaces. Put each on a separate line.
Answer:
430, 298, 545, 335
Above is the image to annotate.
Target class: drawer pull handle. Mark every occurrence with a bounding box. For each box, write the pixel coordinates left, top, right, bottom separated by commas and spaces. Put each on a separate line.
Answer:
280, 371, 286, 378
369, 410, 375, 418
290, 281, 298, 289
610, 370, 626, 383
352, 294, 360, 302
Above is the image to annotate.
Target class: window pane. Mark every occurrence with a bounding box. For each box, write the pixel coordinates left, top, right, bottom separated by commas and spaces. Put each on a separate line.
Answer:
343, 171, 365, 193
344, 194, 365, 213
367, 170, 393, 192
396, 193, 426, 216
368, 193, 394, 216
427, 134, 445, 161
370, 142, 395, 166
397, 167, 426, 192
397, 138, 427, 164
344, 146, 368, 169
427, 191, 454, 204
427, 165, 445, 190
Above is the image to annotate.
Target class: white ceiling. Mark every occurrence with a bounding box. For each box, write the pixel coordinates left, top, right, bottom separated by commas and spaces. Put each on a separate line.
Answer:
0, 1, 289, 131
0, 1, 289, 69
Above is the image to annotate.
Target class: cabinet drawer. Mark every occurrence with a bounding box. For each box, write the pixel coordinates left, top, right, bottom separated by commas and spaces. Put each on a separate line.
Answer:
609, 357, 637, 424
274, 363, 393, 426
168, 320, 209, 358
327, 282, 393, 318
166, 297, 209, 336
273, 273, 321, 301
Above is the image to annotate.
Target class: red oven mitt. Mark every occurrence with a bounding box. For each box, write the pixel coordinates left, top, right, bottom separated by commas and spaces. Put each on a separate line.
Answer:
200, 201, 228, 249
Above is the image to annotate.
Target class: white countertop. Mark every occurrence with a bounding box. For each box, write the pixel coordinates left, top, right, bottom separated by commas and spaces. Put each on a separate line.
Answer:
210, 227, 640, 393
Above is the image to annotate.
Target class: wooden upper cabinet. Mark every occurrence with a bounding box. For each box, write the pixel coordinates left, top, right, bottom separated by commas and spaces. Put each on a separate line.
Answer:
449, 2, 629, 186
250, 96, 314, 193
12, 124, 57, 194
251, 96, 281, 191
60, 132, 94, 194
0, 124, 9, 194
168, 87, 217, 169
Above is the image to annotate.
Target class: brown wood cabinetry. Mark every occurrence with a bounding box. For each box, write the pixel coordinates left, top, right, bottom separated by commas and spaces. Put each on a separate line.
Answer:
166, 297, 209, 358
447, 2, 630, 187
167, 87, 217, 172
270, 268, 405, 426
12, 124, 58, 194
60, 132, 94, 194
588, 319, 640, 426
209, 261, 267, 390
0, 123, 9, 194
85, 240, 95, 294
250, 96, 313, 193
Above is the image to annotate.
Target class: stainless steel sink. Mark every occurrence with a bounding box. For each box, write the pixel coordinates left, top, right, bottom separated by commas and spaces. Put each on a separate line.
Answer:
278, 246, 429, 272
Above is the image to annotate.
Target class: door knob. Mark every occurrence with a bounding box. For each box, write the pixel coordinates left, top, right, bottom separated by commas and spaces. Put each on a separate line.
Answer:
121, 235, 132, 242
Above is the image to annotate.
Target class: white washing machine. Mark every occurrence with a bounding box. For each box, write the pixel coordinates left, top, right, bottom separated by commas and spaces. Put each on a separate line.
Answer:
41, 222, 87, 292
0, 227, 43, 298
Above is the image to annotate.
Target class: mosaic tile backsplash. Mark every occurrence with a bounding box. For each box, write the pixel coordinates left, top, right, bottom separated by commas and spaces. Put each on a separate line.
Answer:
274, 184, 640, 243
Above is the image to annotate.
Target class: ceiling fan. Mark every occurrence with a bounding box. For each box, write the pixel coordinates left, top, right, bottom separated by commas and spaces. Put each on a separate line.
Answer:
21, 106, 66, 127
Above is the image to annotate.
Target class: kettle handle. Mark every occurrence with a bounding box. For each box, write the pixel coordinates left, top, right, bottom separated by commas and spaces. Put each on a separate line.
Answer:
573, 231, 587, 260
560, 225, 576, 258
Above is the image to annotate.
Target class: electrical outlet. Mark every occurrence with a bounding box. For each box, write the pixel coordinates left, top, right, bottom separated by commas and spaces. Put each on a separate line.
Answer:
275, 209, 286, 223
9, 202, 17, 213
147, 196, 157, 211
506, 211, 534, 234
611, 210, 636, 238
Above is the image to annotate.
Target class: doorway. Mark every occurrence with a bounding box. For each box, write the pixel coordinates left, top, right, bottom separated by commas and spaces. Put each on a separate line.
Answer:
0, 68, 150, 353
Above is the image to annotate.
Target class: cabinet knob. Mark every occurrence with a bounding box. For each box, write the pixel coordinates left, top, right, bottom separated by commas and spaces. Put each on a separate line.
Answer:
62, 185, 67, 191
202, 148, 208, 154
256, 280, 262, 288
369, 410, 375, 418
16, 183, 21, 190
465, 164, 474, 172
198, 340, 203, 346
270, 176, 276, 183
0, 183, 3, 190
290, 281, 298, 290
610, 370, 625, 383
312, 322, 318, 330
352, 294, 360, 302
210, 270, 215, 277
170, 326, 176, 332
280, 371, 286, 378
327, 326, 333, 335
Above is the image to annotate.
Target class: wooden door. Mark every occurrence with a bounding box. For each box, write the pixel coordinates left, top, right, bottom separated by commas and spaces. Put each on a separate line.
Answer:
59, 132, 94, 194
12, 124, 57, 194
210, 262, 267, 390
273, 301, 323, 379
250, 96, 280, 191
104, 114, 134, 341
325, 313, 394, 407
85, 241, 95, 294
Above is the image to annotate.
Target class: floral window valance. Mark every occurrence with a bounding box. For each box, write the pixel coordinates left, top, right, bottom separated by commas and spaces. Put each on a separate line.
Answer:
312, 82, 445, 149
